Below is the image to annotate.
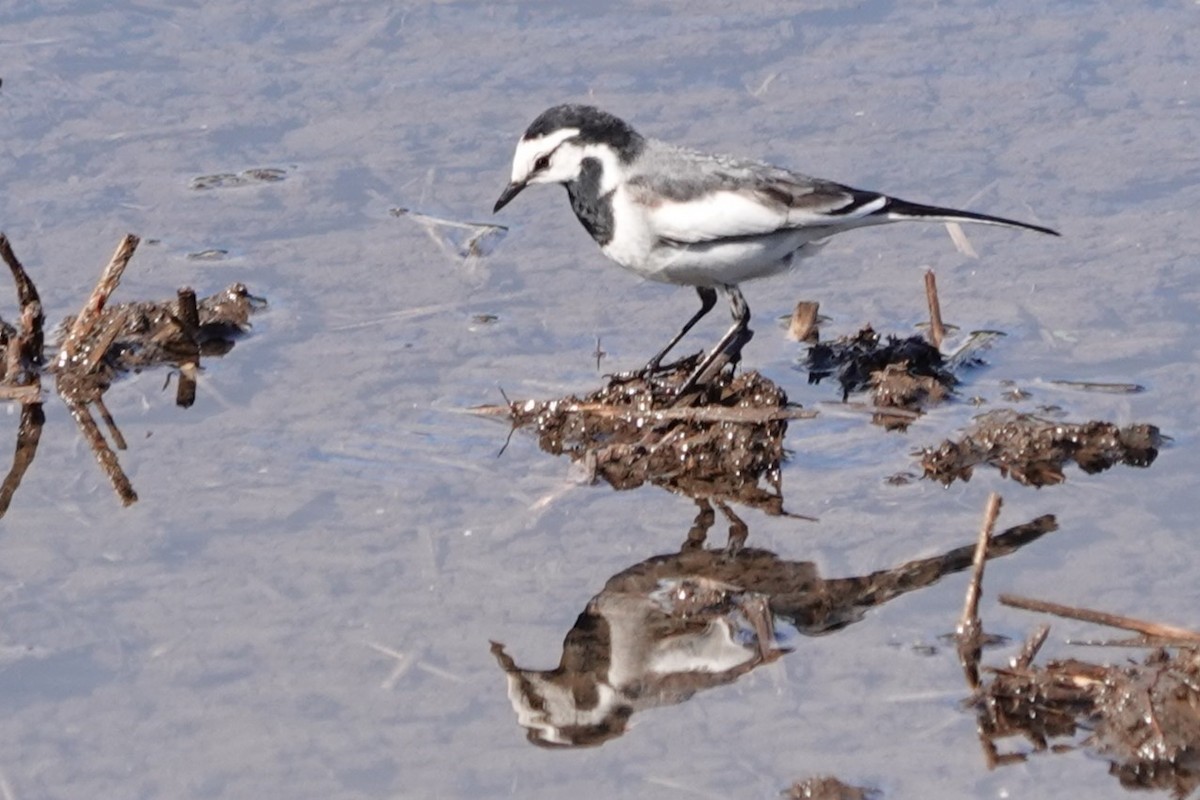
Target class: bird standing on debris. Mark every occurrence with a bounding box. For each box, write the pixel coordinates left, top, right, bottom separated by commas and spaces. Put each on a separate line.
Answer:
494, 104, 1058, 395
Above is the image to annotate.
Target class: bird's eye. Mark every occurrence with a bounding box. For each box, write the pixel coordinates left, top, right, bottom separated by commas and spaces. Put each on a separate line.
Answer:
534, 154, 551, 171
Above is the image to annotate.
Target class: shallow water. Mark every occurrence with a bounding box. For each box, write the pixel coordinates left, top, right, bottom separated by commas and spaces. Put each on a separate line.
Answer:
1, 2, 1198, 798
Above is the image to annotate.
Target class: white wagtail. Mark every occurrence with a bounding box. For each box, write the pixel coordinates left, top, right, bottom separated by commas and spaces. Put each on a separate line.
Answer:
493, 104, 1058, 396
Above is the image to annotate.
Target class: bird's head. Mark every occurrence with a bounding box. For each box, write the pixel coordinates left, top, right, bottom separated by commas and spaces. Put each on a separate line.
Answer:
493, 104, 644, 213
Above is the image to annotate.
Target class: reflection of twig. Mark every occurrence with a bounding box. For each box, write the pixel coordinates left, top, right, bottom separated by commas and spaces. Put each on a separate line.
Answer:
93, 396, 127, 450
957, 492, 1003, 689
999, 594, 1200, 643
174, 288, 201, 408
56, 233, 139, 369
62, 396, 137, 506
0, 402, 45, 517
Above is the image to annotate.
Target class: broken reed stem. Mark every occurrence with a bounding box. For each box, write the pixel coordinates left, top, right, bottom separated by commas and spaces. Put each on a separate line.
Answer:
0, 233, 46, 377
77, 308, 128, 375
174, 288, 201, 408
475, 401, 817, 424
999, 594, 1200, 643
176, 287, 200, 331
956, 492, 1002, 690
959, 492, 1002, 635
0, 385, 41, 402
788, 300, 821, 343
1013, 624, 1051, 669
924, 269, 945, 350
57, 233, 140, 369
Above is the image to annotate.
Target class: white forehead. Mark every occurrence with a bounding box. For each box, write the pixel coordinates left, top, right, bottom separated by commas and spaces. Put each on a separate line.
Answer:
510, 127, 580, 179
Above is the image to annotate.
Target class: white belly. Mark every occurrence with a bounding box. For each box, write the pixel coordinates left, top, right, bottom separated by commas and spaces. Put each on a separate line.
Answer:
600, 186, 827, 287
604, 227, 825, 287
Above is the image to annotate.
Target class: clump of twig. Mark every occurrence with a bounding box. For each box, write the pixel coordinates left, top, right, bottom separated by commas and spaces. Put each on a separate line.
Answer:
961, 594, 1200, 797
806, 326, 954, 400
804, 325, 956, 430
953, 503, 1200, 797
785, 776, 878, 800
0, 233, 264, 516
476, 360, 813, 515
920, 409, 1164, 487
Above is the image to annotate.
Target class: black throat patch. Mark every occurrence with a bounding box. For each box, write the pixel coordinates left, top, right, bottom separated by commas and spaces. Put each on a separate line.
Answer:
565, 157, 615, 246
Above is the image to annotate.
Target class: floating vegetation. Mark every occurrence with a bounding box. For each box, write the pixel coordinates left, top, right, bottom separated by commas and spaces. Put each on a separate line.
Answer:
920, 409, 1164, 487
189, 167, 287, 190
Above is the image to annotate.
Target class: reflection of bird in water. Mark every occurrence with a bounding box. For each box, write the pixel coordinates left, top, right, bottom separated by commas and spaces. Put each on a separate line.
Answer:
491, 502, 1057, 748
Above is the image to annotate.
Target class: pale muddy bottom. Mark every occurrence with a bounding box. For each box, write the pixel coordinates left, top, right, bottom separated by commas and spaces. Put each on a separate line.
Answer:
0, 2, 1198, 798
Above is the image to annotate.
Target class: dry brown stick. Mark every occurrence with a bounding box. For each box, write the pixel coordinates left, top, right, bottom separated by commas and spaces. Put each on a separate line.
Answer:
473, 401, 818, 424
959, 492, 1002, 633
77, 307, 129, 375
63, 398, 137, 506
788, 300, 820, 343
174, 288, 201, 408
924, 269, 946, 349
56, 233, 140, 369
1013, 623, 1051, 669
957, 492, 1003, 689
0, 385, 40, 402
999, 594, 1200, 642
0, 234, 46, 376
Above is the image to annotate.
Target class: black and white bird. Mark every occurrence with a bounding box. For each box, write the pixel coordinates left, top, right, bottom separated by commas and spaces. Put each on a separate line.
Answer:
493, 104, 1058, 395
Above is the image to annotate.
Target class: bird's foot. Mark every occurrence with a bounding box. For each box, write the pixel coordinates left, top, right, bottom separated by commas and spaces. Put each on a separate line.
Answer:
606, 353, 704, 387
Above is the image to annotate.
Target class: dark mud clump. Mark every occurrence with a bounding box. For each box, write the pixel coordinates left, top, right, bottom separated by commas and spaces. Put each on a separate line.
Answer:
805, 326, 954, 399
921, 409, 1164, 487
803, 325, 956, 430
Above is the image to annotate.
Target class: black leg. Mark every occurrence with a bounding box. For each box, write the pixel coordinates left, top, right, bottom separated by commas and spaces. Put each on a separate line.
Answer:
642, 286, 718, 373
675, 285, 753, 396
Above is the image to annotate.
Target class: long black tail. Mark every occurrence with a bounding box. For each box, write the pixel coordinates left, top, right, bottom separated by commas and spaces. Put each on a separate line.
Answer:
881, 196, 1060, 236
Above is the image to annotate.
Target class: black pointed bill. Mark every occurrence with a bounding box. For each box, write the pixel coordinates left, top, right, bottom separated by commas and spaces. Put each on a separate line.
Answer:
493, 181, 527, 213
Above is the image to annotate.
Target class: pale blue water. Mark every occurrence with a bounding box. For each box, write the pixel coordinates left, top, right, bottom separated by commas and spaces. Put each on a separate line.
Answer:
0, 2, 1197, 798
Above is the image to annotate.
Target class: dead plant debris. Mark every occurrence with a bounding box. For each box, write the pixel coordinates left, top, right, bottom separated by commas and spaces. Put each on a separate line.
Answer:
189, 167, 287, 190
785, 776, 878, 800
475, 358, 814, 515
0, 233, 264, 517
921, 409, 1163, 487
803, 325, 958, 430
955, 528, 1200, 798
953, 496, 1200, 797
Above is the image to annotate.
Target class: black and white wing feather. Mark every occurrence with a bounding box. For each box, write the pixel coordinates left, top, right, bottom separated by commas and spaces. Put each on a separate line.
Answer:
628, 142, 1058, 244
